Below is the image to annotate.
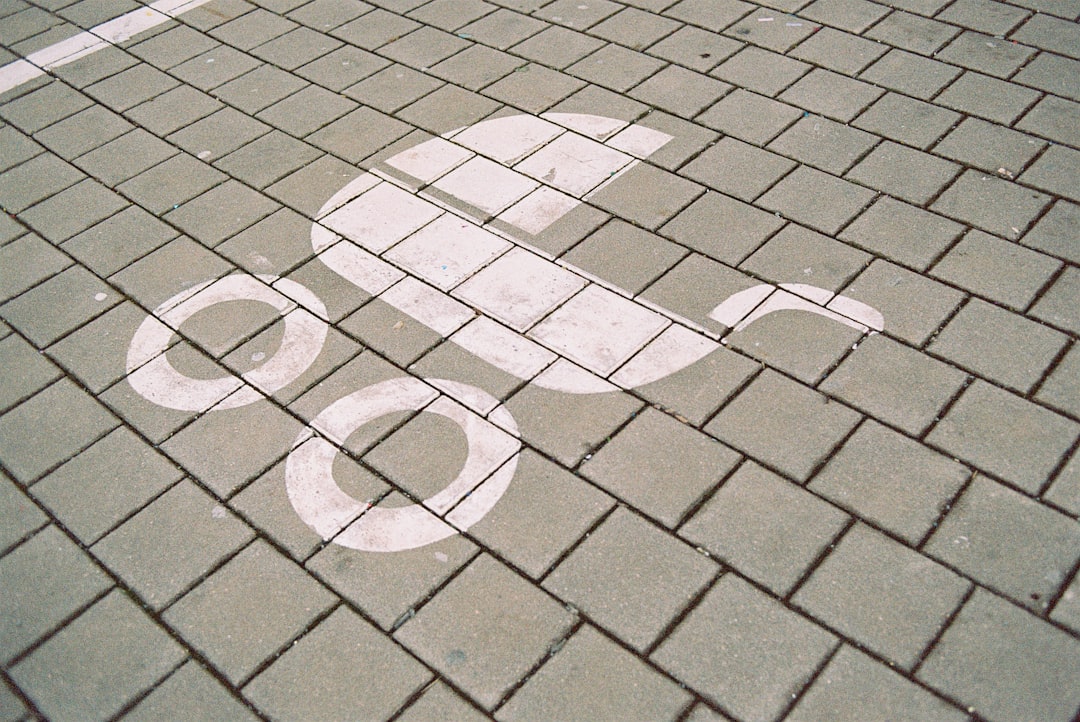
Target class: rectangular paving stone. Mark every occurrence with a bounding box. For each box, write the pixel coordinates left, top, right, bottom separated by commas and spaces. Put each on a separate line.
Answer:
864, 10, 959, 55
846, 140, 960, 206
1, 265, 120, 347
935, 70, 1041, 125
936, 30, 1036, 77
757, 165, 874, 235
793, 523, 970, 669
660, 190, 784, 266
629, 64, 732, 120
163, 180, 280, 248
653, 572, 836, 722
645, 25, 742, 72
563, 222, 684, 293
1021, 200, 1080, 265
32, 104, 132, 160
767, 114, 877, 175
84, 62, 179, 112
681, 461, 848, 595
0, 471, 47, 553
930, 229, 1060, 311
839, 196, 964, 271
789, 27, 887, 74
1019, 144, 1080, 204
711, 45, 810, 97
394, 554, 576, 710
9, 589, 185, 722
0, 152, 85, 214
0, 81, 93, 134
705, 369, 861, 482
639, 253, 758, 336
937, 0, 1030, 35
779, 68, 884, 122
739, 222, 869, 291
124, 660, 258, 722
931, 169, 1050, 240
1016, 95, 1080, 148
1036, 339, 1080, 418
722, 6, 816, 52
0, 332, 62, 414
680, 136, 796, 202
933, 117, 1046, 177
695, 88, 803, 144
917, 589, 1080, 722
859, 48, 961, 100
0, 233, 71, 301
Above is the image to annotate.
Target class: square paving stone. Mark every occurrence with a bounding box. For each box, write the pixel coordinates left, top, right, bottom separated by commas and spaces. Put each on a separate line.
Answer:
652, 573, 836, 722
809, 420, 969, 545
930, 230, 1060, 311
394, 554, 576, 710
0, 233, 71, 301
846, 141, 960, 206
161, 399, 307, 498
0, 525, 111, 663
917, 588, 1080, 722
779, 69, 884, 123
460, 449, 614, 578
0, 265, 119, 347
581, 408, 741, 528
928, 298, 1067, 394
933, 117, 1046, 177
766, 114, 878, 175
210, 7, 297, 50
1021, 200, 1080, 265
0, 472, 46, 554
0, 379, 118, 484
266, 153, 359, 218
127, 23, 221, 69
217, 207, 319, 276
757, 165, 874, 235
124, 660, 258, 722
786, 645, 968, 722
0, 333, 61, 412
590, 6, 680, 49
868, 9, 959, 54
739, 222, 870, 290
820, 334, 966, 435
211, 129, 325, 194
243, 605, 431, 720
498, 624, 693, 722
793, 523, 970, 669
852, 92, 960, 150
711, 46, 810, 97
840, 260, 964, 346
9, 589, 185, 722
839, 197, 963, 271
91, 480, 254, 609
30, 426, 183, 544
164, 540, 336, 684
680, 136, 796, 202
660, 190, 783, 266
681, 461, 848, 595
696, 88, 803, 144
1036, 341, 1080, 418
0, 125, 42, 174
935, 71, 1041, 125
564, 221, 686, 294
925, 475, 1080, 612
705, 369, 861, 482
926, 380, 1077, 495
543, 507, 717, 651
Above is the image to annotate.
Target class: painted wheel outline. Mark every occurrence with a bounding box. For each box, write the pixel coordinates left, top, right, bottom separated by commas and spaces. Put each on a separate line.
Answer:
126, 274, 328, 412
285, 377, 521, 553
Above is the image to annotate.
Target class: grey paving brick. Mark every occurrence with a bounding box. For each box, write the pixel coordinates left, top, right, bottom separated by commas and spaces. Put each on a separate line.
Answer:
2, 264, 119, 348
935, 71, 1040, 125
864, 9, 959, 55
810, 419, 969, 544
339, 299, 442, 366
790, 27, 887, 74
787, 645, 968, 722
84, 63, 179, 112
696, 88, 802, 144
937, 0, 1030, 36
840, 196, 964, 270
927, 475, 1080, 611
245, 605, 431, 720
781, 68, 885, 122
127, 23, 220, 69
17, 179, 123, 244
641, 253, 758, 335
58, 0, 139, 27
91, 480, 253, 609
0, 672, 29, 721
653, 573, 836, 722
286, 0, 373, 31
711, 46, 810, 97
937, 30, 1036, 77
860, 49, 961, 100
544, 507, 717, 651
430, 44, 522, 90
0, 471, 47, 553
117, 153, 228, 215
0, 153, 84, 214
498, 624, 693, 722
646, 25, 743, 72
930, 230, 1060, 311
167, 107, 271, 163
61, 206, 177, 279
794, 523, 970, 668
211, 7, 297, 49
1051, 571, 1080, 635
1006, 0, 1080, 21
32, 105, 131, 160
124, 660, 258, 722
590, 6, 680, 49
294, 45, 389, 92
458, 7, 546, 50
934, 117, 1046, 177
164, 181, 279, 248
800, 0, 889, 33
767, 115, 878, 175
505, 383, 643, 467
562, 222, 682, 294
931, 169, 1050, 240
397, 680, 489, 722
723, 7, 817, 53
928, 380, 1077, 494
661, 190, 783, 265
380, 25, 471, 70
308, 104, 411, 161
250, 25, 342, 68
663, 0, 754, 31
1011, 12, 1080, 59
581, 407, 740, 527
216, 132, 323, 190
398, 83, 502, 135
1016, 95, 1080, 148
1021, 200, 1080, 264
681, 136, 796, 202
97, 354, 212, 445
329, 6, 418, 48
0, 81, 93, 134
395, 554, 576, 710
758, 165, 875, 235
510, 25, 604, 69
52, 44, 139, 89
565, 43, 666, 94
1013, 51, 1080, 101
0, 125, 42, 173
632, 344, 760, 427
484, 63, 586, 113
629, 64, 731, 119
122, 86, 223, 138
172, 45, 263, 92
740, 220, 870, 290
682, 461, 848, 594
822, 334, 966, 435
705, 369, 861, 482
9, 589, 184, 722
852, 93, 959, 150
533, 0, 620, 29
1020, 145, 1080, 204
265, 152, 358, 217
0, 334, 61, 415
0, 525, 110, 663
72, 127, 179, 188
211, 64, 307, 114
0, 233, 71, 302
929, 298, 1066, 394
164, 540, 335, 684
917, 588, 1080, 722
1036, 340, 1080, 418
841, 259, 964, 346
227, 461, 321, 560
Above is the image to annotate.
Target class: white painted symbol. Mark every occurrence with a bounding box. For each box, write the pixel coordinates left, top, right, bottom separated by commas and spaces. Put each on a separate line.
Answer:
125, 112, 884, 553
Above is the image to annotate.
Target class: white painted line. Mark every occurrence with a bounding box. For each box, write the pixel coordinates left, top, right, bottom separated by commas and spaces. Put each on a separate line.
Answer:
0, 0, 213, 95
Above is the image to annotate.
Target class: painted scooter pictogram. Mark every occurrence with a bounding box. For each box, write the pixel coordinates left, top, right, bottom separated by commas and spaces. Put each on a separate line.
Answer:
127, 112, 884, 553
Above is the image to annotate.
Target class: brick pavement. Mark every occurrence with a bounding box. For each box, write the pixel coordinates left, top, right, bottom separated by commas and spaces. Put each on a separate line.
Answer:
1, 0, 1078, 719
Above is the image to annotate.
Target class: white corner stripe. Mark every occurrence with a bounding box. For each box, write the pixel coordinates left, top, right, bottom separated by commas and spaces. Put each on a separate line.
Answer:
0, 0, 213, 95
